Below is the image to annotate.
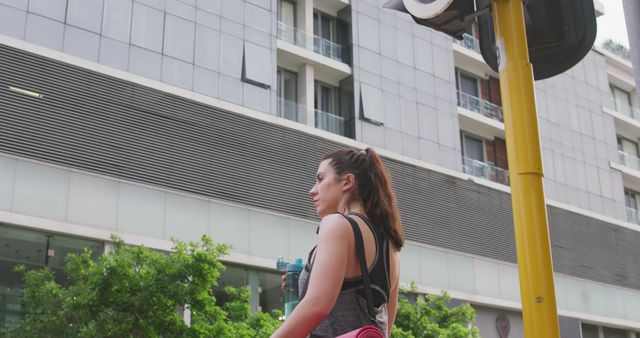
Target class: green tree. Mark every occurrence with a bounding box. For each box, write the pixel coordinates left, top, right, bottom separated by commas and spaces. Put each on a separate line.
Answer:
392, 283, 480, 338
1, 236, 281, 338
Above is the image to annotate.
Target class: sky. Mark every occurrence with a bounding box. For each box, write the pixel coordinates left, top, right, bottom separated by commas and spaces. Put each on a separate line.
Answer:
595, 0, 630, 48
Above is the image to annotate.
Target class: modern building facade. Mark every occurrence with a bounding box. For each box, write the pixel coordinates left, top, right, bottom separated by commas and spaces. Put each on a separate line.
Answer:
0, 0, 638, 337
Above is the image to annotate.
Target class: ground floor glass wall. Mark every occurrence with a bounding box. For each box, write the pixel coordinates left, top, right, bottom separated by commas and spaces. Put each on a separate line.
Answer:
0, 223, 103, 326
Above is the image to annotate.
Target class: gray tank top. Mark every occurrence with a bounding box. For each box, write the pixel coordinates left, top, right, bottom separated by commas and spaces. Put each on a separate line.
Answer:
297, 214, 390, 338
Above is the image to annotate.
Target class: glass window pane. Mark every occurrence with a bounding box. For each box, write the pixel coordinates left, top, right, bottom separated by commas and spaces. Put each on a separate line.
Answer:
612, 86, 631, 114
280, 1, 295, 27
621, 138, 639, 157
460, 73, 478, 97
464, 135, 484, 162
258, 270, 283, 313
321, 16, 331, 40
283, 71, 296, 102
581, 324, 599, 338
603, 327, 628, 338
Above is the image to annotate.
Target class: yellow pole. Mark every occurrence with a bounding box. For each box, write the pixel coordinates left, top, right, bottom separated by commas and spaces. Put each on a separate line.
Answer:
491, 0, 560, 337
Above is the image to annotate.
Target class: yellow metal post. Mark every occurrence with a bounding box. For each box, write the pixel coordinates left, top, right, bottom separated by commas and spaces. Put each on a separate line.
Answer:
491, 0, 560, 337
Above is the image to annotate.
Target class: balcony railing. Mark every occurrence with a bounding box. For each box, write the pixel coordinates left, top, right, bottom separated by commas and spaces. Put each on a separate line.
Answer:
277, 97, 306, 123
612, 101, 640, 121
277, 22, 345, 62
454, 33, 481, 54
626, 207, 640, 225
462, 156, 510, 185
619, 150, 640, 171
315, 109, 345, 136
457, 91, 504, 122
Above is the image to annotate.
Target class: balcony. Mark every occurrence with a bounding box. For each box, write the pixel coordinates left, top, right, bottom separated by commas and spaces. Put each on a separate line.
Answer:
454, 33, 481, 54
612, 102, 640, 121
462, 156, 510, 185
618, 151, 640, 171
277, 98, 306, 123
315, 109, 345, 136
627, 207, 640, 225
457, 91, 503, 123
277, 22, 345, 63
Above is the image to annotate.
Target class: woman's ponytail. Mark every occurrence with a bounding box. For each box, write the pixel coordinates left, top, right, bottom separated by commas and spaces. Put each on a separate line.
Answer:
361, 148, 404, 250
322, 148, 404, 251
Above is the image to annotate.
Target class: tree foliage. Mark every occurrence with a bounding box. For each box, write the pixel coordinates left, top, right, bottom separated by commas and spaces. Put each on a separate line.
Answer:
2, 234, 480, 337
1, 236, 281, 338
602, 38, 631, 59
391, 283, 480, 338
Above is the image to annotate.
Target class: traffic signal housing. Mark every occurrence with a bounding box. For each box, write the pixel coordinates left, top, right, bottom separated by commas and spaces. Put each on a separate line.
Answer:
477, 0, 597, 80
385, 0, 598, 80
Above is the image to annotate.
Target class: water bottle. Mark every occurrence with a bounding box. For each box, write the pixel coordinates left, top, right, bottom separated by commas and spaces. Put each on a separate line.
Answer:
284, 258, 303, 318
276, 256, 288, 272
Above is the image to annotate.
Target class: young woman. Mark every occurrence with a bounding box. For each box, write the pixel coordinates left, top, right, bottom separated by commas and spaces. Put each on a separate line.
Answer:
271, 148, 404, 338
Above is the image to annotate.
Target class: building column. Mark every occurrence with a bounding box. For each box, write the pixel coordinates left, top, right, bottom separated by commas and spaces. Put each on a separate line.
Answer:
623, 0, 640, 107
247, 270, 261, 312
296, 0, 314, 49
298, 63, 315, 127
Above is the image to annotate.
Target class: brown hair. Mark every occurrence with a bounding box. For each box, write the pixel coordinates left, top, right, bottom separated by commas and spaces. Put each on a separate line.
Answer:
322, 147, 404, 250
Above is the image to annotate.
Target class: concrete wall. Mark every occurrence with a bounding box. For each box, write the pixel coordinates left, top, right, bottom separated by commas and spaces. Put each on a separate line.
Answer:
0, 0, 278, 114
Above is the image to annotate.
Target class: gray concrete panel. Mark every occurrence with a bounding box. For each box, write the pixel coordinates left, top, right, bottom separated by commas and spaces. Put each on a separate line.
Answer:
0, 156, 16, 211
166, 0, 195, 20
67, 173, 119, 229
196, 0, 219, 14
193, 66, 219, 97
0, 0, 27, 10
195, 8, 220, 29
163, 14, 195, 62
0, 4, 26, 39
219, 33, 243, 77
244, 3, 270, 33
194, 24, 220, 71
25, 13, 64, 51
243, 83, 271, 113
131, 3, 165, 52
28, 0, 66, 22
63, 26, 101, 62
162, 55, 194, 89
67, 0, 104, 33
102, 0, 133, 43
220, 0, 243, 24
357, 13, 380, 53
135, 0, 164, 10
128, 45, 162, 80
99, 36, 130, 70
219, 73, 243, 104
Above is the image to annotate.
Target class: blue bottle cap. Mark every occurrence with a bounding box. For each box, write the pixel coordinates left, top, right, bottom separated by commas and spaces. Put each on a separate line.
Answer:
286, 259, 304, 272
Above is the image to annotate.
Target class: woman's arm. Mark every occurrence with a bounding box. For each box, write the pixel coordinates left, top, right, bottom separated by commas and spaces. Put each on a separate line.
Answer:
386, 250, 401, 336
271, 214, 352, 338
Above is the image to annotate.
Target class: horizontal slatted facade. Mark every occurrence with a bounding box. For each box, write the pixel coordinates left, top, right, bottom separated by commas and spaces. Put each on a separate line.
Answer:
1, 43, 639, 290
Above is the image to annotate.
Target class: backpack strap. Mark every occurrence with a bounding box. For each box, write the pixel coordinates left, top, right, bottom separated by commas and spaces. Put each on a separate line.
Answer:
340, 213, 378, 327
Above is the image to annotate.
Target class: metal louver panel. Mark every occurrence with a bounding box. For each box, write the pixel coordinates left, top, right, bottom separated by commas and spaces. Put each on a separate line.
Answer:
0, 43, 638, 291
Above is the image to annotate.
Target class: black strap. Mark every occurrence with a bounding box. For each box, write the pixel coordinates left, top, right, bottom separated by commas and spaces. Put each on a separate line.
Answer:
341, 214, 378, 327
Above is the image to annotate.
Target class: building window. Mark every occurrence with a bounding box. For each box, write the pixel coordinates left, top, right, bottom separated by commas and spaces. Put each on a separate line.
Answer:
313, 11, 346, 61
213, 264, 283, 314
0, 224, 103, 326
624, 188, 640, 224
457, 71, 480, 98
278, 0, 296, 27
617, 135, 640, 169
314, 11, 336, 44
611, 85, 632, 116
314, 81, 345, 135
277, 68, 300, 122
462, 132, 485, 163
581, 323, 599, 338
315, 81, 337, 116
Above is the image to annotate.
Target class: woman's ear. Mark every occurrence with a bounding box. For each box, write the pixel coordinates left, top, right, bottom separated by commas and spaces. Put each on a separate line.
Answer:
342, 173, 356, 192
